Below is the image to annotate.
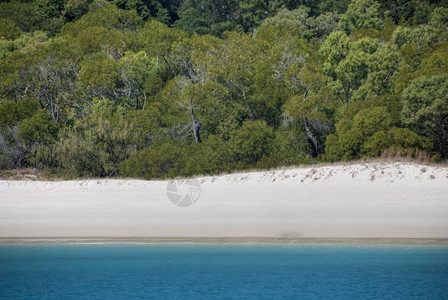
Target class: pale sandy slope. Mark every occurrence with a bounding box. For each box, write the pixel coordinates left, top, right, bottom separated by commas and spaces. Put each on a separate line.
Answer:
0, 162, 447, 239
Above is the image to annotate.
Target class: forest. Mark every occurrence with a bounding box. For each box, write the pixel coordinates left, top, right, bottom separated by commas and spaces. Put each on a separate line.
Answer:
0, 0, 447, 179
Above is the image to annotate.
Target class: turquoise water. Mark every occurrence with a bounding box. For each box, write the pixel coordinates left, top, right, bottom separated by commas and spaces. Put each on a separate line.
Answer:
0, 244, 447, 299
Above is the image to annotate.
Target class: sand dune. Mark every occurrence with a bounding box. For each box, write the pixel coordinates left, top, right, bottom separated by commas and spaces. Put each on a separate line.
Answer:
1, 162, 447, 239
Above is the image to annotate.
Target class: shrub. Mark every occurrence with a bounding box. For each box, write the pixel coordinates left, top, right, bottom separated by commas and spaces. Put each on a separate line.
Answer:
323, 134, 342, 162
256, 126, 309, 168
120, 140, 186, 179
362, 127, 432, 157
0, 99, 39, 128
54, 101, 137, 177
183, 136, 234, 176
229, 120, 275, 165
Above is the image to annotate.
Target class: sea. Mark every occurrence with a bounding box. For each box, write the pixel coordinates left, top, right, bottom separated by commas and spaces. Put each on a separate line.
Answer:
0, 244, 447, 299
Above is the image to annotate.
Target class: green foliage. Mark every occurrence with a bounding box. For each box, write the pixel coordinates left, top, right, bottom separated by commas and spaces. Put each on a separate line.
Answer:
323, 134, 341, 162
119, 50, 163, 108
0, 2, 41, 32
119, 140, 185, 179
183, 135, 234, 176
229, 120, 275, 165
18, 110, 59, 146
0, 100, 40, 168
35, 0, 67, 20
340, 0, 383, 32
173, 0, 310, 36
1, 0, 448, 177
391, 25, 441, 51
135, 19, 186, 58
325, 106, 393, 160
317, 0, 350, 15
174, 0, 243, 36
0, 99, 39, 128
61, 1, 143, 34
0, 19, 21, 40
261, 7, 341, 41
256, 125, 310, 168
0, 126, 24, 169
381, 0, 431, 26
123, 103, 169, 149
114, 0, 170, 23
62, 0, 90, 22
354, 106, 392, 136
362, 127, 432, 157
238, 0, 283, 32
401, 74, 448, 156
79, 54, 121, 95
54, 99, 137, 177
16, 109, 59, 167
430, 7, 448, 29
416, 43, 448, 77
0, 31, 48, 59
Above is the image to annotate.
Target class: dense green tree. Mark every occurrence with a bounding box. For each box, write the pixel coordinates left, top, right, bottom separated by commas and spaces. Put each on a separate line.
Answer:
340, 0, 383, 32
261, 7, 341, 41
0, 99, 39, 168
401, 75, 448, 157
209, 32, 260, 120
18, 110, 59, 146
61, 1, 142, 34
183, 135, 234, 176
256, 124, 310, 168
0, 38, 81, 121
321, 32, 369, 104
54, 99, 138, 177
0, 99, 39, 128
1, 0, 447, 177
317, 0, 350, 15
237, 0, 298, 33
0, 2, 41, 32
119, 51, 163, 109
353, 43, 401, 100
135, 19, 186, 64
79, 53, 121, 97
391, 25, 440, 52
114, 0, 183, 24
362, 127, 431, 157
35, 0, 67, 20
416, 43, 448, 77
229, 120, 275, 165
113, 0, 170, 23
380, 0, 434, 25
62, 0, 91, 22
325, 106, 392, 160
174, 0, 242, 35
17, 109, 59, 166
119, 139, 185, 179
0, 31, 47, 59
0, 19, 21, 40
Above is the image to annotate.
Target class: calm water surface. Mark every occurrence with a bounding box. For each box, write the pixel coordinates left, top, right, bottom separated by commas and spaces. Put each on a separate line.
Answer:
0, 244, 447, 299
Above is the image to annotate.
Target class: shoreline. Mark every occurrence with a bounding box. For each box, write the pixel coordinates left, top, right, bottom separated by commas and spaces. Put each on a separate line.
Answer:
1, 162, 447, 240
1, 237, 448, 246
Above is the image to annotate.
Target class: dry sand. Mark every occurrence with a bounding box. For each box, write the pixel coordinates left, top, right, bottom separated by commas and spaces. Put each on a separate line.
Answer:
1, 162, 447, 241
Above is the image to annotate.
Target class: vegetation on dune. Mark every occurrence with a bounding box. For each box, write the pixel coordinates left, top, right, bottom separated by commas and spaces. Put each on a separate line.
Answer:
0, 0, 447, 179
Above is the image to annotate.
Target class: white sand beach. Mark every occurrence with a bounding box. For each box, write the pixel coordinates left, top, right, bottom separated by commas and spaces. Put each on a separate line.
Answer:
1, 162, 447, 239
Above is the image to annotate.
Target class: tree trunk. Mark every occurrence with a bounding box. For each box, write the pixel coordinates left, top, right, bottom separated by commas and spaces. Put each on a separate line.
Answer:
190, 106, 201, 143
304, 118, 319, 157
